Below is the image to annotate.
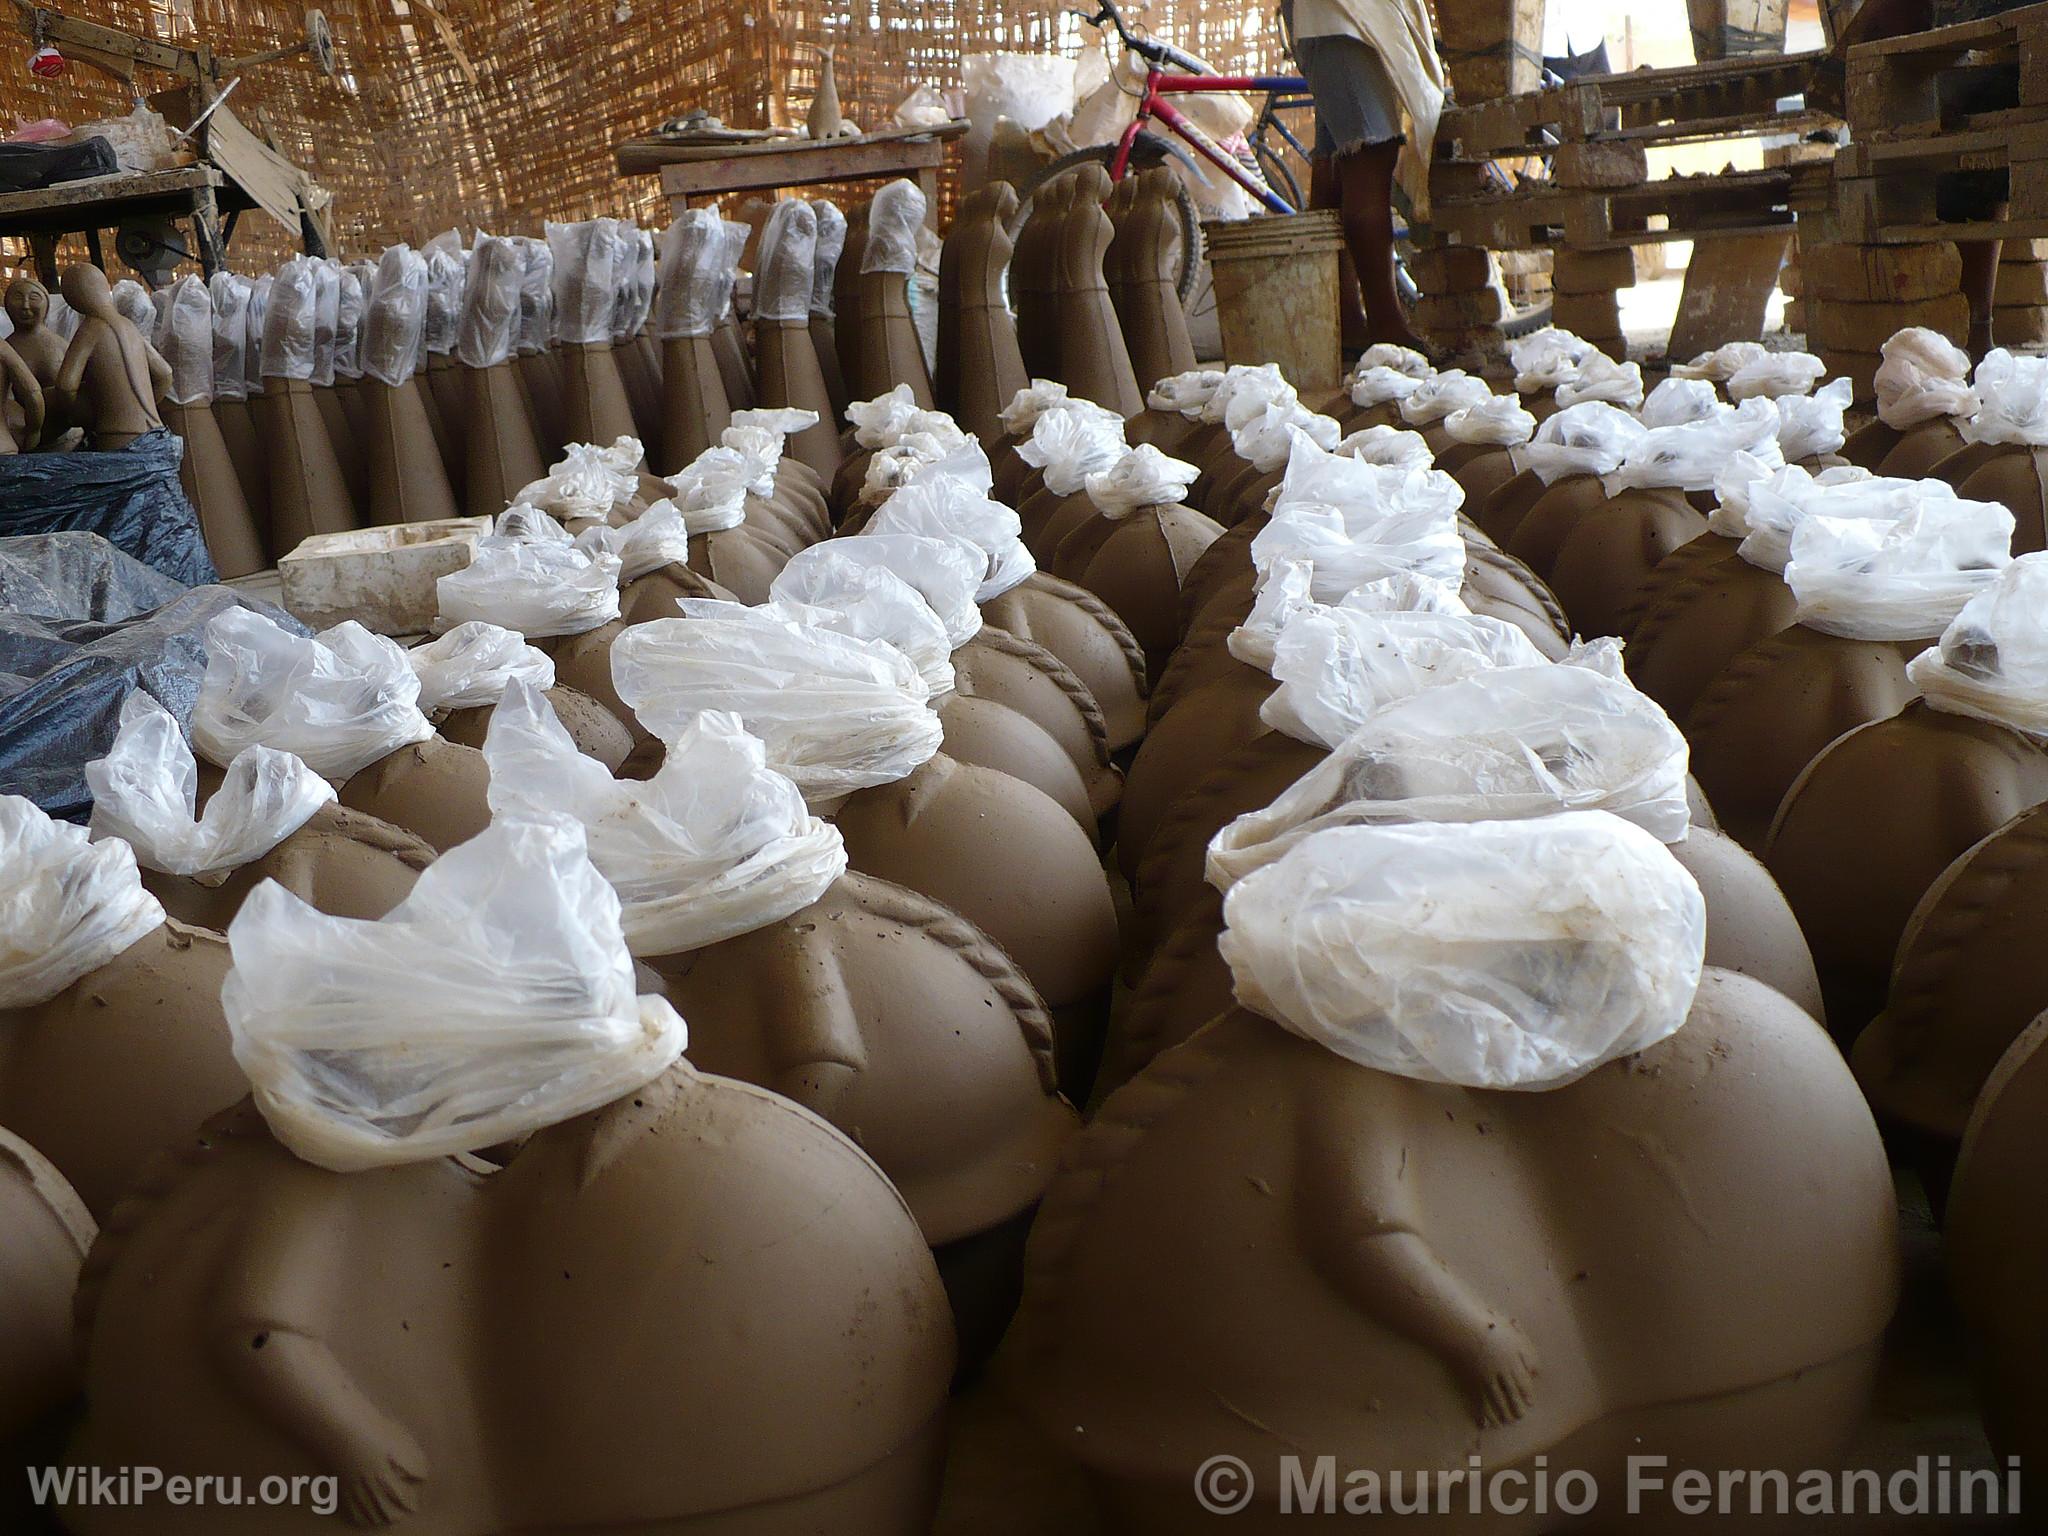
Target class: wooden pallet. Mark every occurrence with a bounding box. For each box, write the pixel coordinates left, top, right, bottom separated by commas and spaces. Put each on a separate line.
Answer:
1439, 49, 1833, 160
1432, 166, 1799, 252
1843, 0, 2048, 141
1827, 122, 2048, 244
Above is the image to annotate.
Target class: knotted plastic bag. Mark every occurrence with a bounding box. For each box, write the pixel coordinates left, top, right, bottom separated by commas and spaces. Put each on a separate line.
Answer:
1205, 362, 1293, 426
1962, 348, 2048, 447
1727, 350, 1826, 401
1877, 327, 1977, 430
754, 199, 818, 325
486, 686, 846, 955
1443, 394, 1536, 447
258, 255, 318, 383
863, 179, 926, 275
664, 446, 754, 534
1908, 553, 2048, 737
1509, 327, 1595, 393
361, 245, 428, 388
1350, 364, 1430, 409
1785, 493, 2013, 640
457, 233, 523, 368
810, 199, 846, 317
999, 378, 1074, 434
766, 550, 958, 694
1227, 561, 1469, 671
191, 609, 434, 782
1356, 342, 1432, 377
1553, 353, 1644, 410
0, 794, 165, 1008
867, 466, 1035, 599
1217, 813, 1706, 1089
1337, 425, 1433, 468
1273, 430, 1463, 518
1018, 401, 1126, 495
810, 532, 984, 646
437, 537, 623, 638
408, 621, 556, 712
1673, 341, 1769, 383
1207, 662, 1693, 888
159, 274, 212, 407
1234, 401, 1340, 472
862, 436, 961, 499
1601, 398, 1784, 494
1086, 443, 1199, 516
1398, 370, 1491, 427
575, 499, 696, 578
1738, 464, 1938, 572
610, 600, 944, 802
1514, 400, 1648, 484
1146, 368, 1223, 418
207, 272, 252, 403
1639, 375, 1720, 428
1260, 605, 1552, 748
224, 812, 687, 1171
1253, 449, 1469, 602
494, 505, 575, 545
1709, 456, 1874, 548
86, 692, 334, 880
849, 383, 925, 448
333, 264, 365, 381
518, 437, 643, 521
654, 209, 724, 341
548, 217, 626, 346
421, 246, 464, 359
1776, 376, 1854, 463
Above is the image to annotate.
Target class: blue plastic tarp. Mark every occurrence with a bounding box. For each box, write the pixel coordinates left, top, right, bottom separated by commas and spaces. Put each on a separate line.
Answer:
0, 430, 217, 587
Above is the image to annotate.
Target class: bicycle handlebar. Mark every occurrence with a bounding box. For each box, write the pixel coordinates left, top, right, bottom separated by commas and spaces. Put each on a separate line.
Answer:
1072, 0, 1211, 76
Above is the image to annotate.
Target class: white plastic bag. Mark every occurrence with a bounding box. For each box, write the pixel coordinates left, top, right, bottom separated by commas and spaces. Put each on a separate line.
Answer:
1274, 432, 1463, 519
1216, 813, 1705, 1089
998, 378, 1073, 435
86, 692, 334, 879
1207, 662, 1694, 889
243, 274, 271, 396
485, 686, 845, 955
1336, 425, 1432, 468
1146, 369, 1223, 418
514, 237, 555, 356
1776, 376, 1854, 462
664, 446, 754, 534
408, 621, 556, 711
1443, 394, 1536, 447
308, 262, 341, 388
495, 505, 575, 545
1553, 353, 1644, 410
1355, 342, 1433, 378
332, 264, 365, 381
810, 199, 846, 318
611, 601, 943, 802
518, 437, 643, 521
848, 384, 924, 448
258, 255, 318, 383
1908, 553, 2048, 737
0, 794, 165, 1008
863, 179, 925, 275
815, 532, 985, 646
548, 218, 625, 346
1206, 363, 1294, 427
1963, 348, 2048, 447
1509, 327, 1594, 393
1228, 561, 1468, 670
437, 538, 623, 638
654, 209, 725, 341
1639, 375, 1720, 428
1673, 341, 1769, 383
1398, 370, 1491, 427
767, 549, 959, 694
224, 812, 686, 1172
1260, 605, 1551, 748
1732, 463, 1926, 570
361, 245, 428, 388
867, 469, 1035, 599
421, 247, 464, 360
1514, 401, 1648, 484
1350, 365, 1429, 410
754, 199, 817, 325
574, 499, 696, 579
1787, 495, 2014, 640
1018, 403, 1127, 496
191, 609, 434, 782
1085, 443, 1199, 516
1234, 404, 1340, 472
159, 274, 213, 407
1601, 398, 1784, 494
207, 272, 252, 403
1877, 327, 1977, 430
456, 233, 523, 369
1727, 350, 1826, 401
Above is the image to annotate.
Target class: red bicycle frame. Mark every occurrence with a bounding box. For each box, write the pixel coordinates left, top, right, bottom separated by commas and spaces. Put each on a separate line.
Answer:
1110, 68, 1306, 215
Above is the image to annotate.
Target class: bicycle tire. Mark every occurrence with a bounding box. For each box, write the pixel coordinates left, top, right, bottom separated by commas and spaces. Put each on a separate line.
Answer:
1008, 141, 1206, 305
1501, 298, 1554, 339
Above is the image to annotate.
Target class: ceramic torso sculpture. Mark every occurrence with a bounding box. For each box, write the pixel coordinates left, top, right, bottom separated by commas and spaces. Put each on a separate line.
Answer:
55, 264, 169, 450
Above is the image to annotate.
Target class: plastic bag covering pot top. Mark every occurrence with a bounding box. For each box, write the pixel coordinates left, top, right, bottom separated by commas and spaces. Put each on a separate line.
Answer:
1017, 402, 1127, 495
493, 505, 574, 545
1355, 342, 1433, 379
610, 600, 944, 802
1216, 812, 1706, 1090
1234, 403, 1340, 473
1443, 394, 1536, 447
223, 812, 687, 1172
457, 234, 523, 369
715, 220, 749, 320
0, 431, 216, 587
663, 447, 755, 534
1552, 353, 1645, 410
866, 467, 1036, 600
206, 272, 251, 403
0, 794, 165, 1008
1775, 376, 1854, 463
486, 685, 844, 955
767, 551, 958, 695
1726, 350, 1826, 402
1350, 364, 1430, 410
729, 405, 821, 451
1206, 661, 1694, 889
361, 245, 428, 388
110, 279, 154, 335
1260, 605, 1553, 750
1513, 401, 1648, 485
862, 179, 925, 276
421, 247, 464, 359
257, 255, 319, 383
1509, 327, 1595, 393
1785, 495, 2014, 641
244, 279, 271, 395
307, 260, 341, 388
1086, 443, 1200, 516
1338, 425, 1434, 468
1206, 363, 1295, 427
1876, 327, 1976, 430
1001, 378, 1075, 434
1672, 340, 1769, 383
1146, 369, 1224, 418
516, 436, 643, 522
548, 217, 627, 347
784, 531, 985, 648
158, 275, 212, 407
191, 609, 434, 782
752, 199, 818, 325
1273, 430, 1465, 520
574, 500, 695, 579
1908, 553, 2048, 737
85, 690, 334, 879
437, 537, 623, 639
892, 432, 996, 495
810, 199, 846, 317
1639, 375, 1721, 429
1398, 370, 1492, 428
862, 436, 958, 499
332, 264, 365, 381
623, 226, 659, 341
514, 236, 554, 356
1708, 457, 1879, 552
408, 621, 556, 712
1228, 560, 1470, 671
1601, 398, 1784, 494
848, 383, 925, 449
1962, 348, 2048, 447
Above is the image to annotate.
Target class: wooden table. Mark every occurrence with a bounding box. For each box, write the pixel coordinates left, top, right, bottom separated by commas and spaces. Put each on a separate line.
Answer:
617, 121, 969, 226
0, 164, 234, 280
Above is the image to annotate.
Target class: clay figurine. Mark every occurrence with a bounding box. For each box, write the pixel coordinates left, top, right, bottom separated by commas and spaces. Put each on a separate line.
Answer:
251, 255, 359, 549
53, 263, 171, 451
750, 199, 845, 477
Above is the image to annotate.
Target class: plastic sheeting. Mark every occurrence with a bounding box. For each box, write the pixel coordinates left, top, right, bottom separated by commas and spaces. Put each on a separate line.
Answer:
0, 431, 215, 586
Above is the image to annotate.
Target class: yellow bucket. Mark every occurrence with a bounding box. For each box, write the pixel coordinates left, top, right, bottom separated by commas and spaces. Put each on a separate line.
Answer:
1201, 211, 1347, 392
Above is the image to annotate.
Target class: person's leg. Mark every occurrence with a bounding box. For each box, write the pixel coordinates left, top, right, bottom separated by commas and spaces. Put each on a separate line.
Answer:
1335, 140, 1427, 352
1311, 153, 1373, 351
1960, 236, 2004, 360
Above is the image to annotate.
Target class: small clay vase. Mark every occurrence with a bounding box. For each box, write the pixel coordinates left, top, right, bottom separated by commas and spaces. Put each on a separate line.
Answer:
1625, 541, 1798, 722
0, 1127, 92, 1443
1541, 486, 1710, 640
936, 182, 1029, 446
953, 624, 1124, 818
1767, 700, 2048, 1035
362, 373, 460, 525
1071, 501, 1226, 688
163, 396, 266, 577
334, 735, 494, 854
65, 1065, 955, 1533
1685, 627, 1925, 852
1106, 169, 1197, 399
254, 378, 358, 552
462, 358, 547, 519
981, 573, 1150, 756
560, 339, 642, 449
1004, 975, 1897, 1533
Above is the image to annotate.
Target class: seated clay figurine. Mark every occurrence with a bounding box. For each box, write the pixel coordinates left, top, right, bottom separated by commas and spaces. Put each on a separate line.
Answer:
5, 273, 65, 392
0, 799, 246, 1219
63, 815, 955, 1535
0, 1126, 92, 1447
486, 693, 1077, 1364
1004, 815, 1897, 1533
0, 333, 44, 453
54, 263, 171, 450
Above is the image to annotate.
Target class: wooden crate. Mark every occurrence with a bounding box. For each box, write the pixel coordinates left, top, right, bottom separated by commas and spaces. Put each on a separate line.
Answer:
1844, 0, 2048, 141
1830, 124, 2048, 244
1432, 167, 1801, 252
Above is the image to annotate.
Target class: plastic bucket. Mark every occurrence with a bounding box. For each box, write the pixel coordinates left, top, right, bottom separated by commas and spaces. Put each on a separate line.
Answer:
1201, 211, 1346, 391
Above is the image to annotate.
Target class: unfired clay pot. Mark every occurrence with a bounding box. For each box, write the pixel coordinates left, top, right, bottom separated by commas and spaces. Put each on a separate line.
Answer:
255, 379, 358, 552
1435, 440, 1524, 509
560, 339, 641, 448
1502, 470, 1625, 579
1106, 169, 1197, 398
1767, 700, 2048, 1035
981, 575, 1150, 757
362, 374, 460, 526
164, 398, 266, 577
1936, 441, 2048, 555
435, 684, 633, 772
462, 360, 547, 520
1624, 540, 1798, 722
1071, 502, 1226, 688
64, 1064, 955, 1535
142, 800, 432, 932
1004, 973, 1897, 1533
936, 182, 1029, 446
1539, 487, 1710, 640
1877, 417, 1969, 479
954, 626, 1124, 818
938, 692, 1096, 832
334, 735, 494, 855
0, 1126, 93, 1444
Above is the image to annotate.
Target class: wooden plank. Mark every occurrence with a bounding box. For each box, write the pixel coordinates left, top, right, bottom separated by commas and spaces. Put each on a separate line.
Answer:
656, 135, 950, 201
623, 120, 967, 175
1665, 231, 1791, 359
201, 102, 307, 237
0, 165, 218, 218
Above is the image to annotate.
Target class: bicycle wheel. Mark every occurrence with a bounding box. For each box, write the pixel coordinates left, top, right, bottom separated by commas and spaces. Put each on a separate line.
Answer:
1251, 137, 1303, 214
1008, 140, 1206, 304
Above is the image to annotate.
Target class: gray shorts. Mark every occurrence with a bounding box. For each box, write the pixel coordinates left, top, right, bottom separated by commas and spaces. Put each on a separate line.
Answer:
1290, 32, 1405, 158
